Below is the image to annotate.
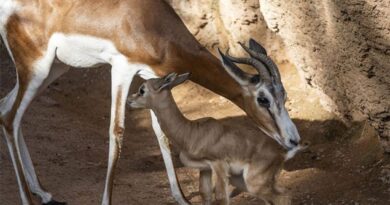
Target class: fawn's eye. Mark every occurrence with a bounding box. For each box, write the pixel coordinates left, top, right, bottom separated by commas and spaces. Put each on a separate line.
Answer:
257, 96, 270, 107
139, 86, 145, 95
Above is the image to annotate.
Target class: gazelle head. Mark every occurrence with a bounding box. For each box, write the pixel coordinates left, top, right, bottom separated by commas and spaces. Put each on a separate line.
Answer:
218, 39, 300, 150
127, 72, 190, 109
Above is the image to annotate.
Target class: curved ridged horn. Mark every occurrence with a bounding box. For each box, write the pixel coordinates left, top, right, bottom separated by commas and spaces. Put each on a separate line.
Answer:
239, 41, 281, 83
249, 38, 267, 55
218, 48, 251, 85
225, 50, 271, 82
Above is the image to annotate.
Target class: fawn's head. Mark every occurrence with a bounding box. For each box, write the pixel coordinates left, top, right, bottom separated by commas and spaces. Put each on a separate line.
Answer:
127, 72, 190, 109
218, 39, 300, 150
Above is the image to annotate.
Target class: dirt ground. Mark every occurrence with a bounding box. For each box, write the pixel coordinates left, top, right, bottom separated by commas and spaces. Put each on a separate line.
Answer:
0, 47, 389, 205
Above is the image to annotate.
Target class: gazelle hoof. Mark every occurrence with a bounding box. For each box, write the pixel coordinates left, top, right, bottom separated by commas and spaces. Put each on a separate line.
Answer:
42, 200, 67, 205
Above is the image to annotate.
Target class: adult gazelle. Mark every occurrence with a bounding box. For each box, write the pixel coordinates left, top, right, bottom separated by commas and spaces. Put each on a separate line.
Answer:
0, 0, 300, 204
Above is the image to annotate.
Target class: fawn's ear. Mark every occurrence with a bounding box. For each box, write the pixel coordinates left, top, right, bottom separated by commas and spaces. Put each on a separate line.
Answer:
169, 72, 191, 88
158, 72, 190, 91
158, 72, 178, 91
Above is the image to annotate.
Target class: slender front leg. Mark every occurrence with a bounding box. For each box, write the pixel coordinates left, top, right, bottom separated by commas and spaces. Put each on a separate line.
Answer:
150, 111, 190, 205
102, 66, 136, 205
199, 169, 212, 205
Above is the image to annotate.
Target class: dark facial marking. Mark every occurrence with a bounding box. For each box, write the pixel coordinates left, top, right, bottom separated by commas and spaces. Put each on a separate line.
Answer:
265, 84, 285, 110
267, 109, 283, 141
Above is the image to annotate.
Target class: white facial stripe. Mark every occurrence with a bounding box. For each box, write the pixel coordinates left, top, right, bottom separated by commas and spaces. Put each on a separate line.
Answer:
255, 87, 286, 146
257, 86, 300, 149
275, 107, 300, 146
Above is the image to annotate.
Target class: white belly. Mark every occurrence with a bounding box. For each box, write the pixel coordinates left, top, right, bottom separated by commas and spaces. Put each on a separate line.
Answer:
49, 33, 158, 79
52, 33, 122, 68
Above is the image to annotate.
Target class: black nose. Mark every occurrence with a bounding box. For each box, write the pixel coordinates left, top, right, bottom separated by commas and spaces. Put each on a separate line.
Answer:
289, 139, 298, 146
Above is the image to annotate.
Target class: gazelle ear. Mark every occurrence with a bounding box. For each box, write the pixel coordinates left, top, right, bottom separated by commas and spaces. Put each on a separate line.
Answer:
158, 73, 177, 91
170, 72, 191, 88
218, 48, 250, 86
249, 38, 267, 55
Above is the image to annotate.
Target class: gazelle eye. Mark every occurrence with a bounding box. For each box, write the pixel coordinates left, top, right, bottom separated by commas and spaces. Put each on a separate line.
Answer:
257, 97, 270, 107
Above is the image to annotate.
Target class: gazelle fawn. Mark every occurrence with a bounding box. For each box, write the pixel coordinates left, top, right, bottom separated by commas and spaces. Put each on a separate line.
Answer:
127, 73, 291, 205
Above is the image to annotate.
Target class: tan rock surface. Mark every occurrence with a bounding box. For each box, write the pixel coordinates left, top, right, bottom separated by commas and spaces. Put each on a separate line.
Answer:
168, 0, 390, 151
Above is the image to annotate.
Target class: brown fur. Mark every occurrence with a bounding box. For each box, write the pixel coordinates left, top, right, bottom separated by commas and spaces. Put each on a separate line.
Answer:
3, 0, 286, 151
7, 0, 242, 103
3, 0, 289, 142
128, 77, 290, 205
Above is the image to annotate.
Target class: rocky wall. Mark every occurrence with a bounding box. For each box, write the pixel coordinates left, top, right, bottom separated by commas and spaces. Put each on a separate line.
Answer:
168, 0, 390, 152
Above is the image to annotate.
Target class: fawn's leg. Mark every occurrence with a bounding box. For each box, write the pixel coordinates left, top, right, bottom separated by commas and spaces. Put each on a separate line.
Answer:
199, 169, 212, 205
211, 162, 229, 205
229, 174, 246, 198
244, 163, 290, 205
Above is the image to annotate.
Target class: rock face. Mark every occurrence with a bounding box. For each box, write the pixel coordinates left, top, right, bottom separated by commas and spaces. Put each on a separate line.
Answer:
167, 0, 288, 62
168, 0, 390, 151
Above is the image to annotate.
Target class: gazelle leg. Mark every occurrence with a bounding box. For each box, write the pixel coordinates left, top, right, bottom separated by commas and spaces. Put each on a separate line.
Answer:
2, 126, 33, 205
18, 63, 69, 205
0, 44, 61, 204
18, 128, 65, 205
1, 71, 51, 204
150, 111, 190, 205
199, 169, 212, 205
101, 65, 136, 205
1, 86, 37, 205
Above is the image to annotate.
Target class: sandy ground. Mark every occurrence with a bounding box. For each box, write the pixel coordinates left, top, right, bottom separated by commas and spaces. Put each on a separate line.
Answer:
0, 48, 389, 205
